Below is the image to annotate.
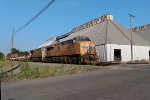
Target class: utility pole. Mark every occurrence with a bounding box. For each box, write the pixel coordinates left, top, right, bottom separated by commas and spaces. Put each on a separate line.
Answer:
11, 28, 15, 59
105, 19, 109, 63
12, 28, 14, 49
128, 14, 135, 63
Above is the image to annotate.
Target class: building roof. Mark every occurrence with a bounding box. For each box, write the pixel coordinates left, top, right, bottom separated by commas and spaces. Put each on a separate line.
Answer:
38, 37, 59, 48
133, 25, 150, 43
107, 20, 150, 46
62, 15, 150, 46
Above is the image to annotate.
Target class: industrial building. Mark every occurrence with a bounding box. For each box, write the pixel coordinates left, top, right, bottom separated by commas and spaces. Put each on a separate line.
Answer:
133, 24, 150, 44
39, 14, 150, 63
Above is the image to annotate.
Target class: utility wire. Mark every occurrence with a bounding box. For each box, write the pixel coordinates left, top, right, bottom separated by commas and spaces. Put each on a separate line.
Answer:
6, 0, 56, 53
6, 32, 14, 53
6, 37, 13, 53
15, 0, 55, 33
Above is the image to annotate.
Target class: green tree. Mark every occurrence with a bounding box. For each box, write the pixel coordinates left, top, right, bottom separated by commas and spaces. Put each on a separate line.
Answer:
24, 51, 30, 55
11, 48, 19, 54
7, 48, 30, 57
6, 53, 11, 57
19, 51, 24, 57
0, 52, 4, 60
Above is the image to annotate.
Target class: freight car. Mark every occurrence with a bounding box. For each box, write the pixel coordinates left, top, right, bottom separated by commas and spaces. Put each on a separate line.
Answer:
30, 48, 42, 61
30, 36, 97, 64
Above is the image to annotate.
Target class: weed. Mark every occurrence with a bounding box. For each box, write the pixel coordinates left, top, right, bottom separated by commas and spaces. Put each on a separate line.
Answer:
17, 62, 102, 80
0, 60, 16, 68
18, 62, 39, 79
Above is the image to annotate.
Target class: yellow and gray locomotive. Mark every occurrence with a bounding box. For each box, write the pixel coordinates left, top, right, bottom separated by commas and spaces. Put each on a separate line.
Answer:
30, 36, 97, 64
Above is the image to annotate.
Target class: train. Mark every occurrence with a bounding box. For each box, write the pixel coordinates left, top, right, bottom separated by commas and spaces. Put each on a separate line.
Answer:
30, 36, 97, 64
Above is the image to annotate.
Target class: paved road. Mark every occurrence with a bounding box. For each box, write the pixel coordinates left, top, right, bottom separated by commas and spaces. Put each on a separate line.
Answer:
2, 64, 150, 100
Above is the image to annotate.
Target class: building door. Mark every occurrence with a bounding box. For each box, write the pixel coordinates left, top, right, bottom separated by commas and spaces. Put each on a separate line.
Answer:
149, 51, 150, 61
114, 49, 121, 62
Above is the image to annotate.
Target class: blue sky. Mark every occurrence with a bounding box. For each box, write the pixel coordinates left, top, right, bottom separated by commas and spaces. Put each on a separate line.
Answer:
0, 0, 150, 55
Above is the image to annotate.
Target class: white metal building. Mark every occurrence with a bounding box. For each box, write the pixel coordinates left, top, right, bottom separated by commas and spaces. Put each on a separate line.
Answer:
61, 14, 150, 62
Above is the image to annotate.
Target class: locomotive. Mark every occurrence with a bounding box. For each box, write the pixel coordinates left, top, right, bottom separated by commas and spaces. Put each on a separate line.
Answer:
30, 36, 97, 64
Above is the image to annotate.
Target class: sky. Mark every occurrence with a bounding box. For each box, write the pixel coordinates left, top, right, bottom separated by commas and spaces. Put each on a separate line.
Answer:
0, 0, 150, 55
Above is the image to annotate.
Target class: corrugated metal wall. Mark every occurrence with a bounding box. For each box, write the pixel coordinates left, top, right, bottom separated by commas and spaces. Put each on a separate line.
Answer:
107, 44, 150, 62
96, 45, 107, 62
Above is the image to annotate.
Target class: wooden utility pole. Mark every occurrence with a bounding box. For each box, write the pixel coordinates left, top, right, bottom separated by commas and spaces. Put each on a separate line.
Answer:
105, 19, 109, 63
128, 14, 135, 63
11, 28, 15, 59
12, 28, 14, 49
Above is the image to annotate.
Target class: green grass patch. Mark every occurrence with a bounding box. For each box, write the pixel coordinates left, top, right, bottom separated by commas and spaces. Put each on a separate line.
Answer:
0, 60, 16, 68
17, 62, 102, 79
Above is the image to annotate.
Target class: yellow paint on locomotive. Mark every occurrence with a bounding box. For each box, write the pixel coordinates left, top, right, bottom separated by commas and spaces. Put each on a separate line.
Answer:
31, 49, 42, 58
79, 41, 96, 56
46, 41, 96, 57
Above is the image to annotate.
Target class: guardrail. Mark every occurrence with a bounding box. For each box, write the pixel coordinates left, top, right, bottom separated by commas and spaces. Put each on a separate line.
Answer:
0, 64, 20, 100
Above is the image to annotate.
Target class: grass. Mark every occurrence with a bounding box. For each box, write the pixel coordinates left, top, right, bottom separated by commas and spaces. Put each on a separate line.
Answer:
0, 60, 16, 68
17, 62, 102, 79
0, 60, 16, 79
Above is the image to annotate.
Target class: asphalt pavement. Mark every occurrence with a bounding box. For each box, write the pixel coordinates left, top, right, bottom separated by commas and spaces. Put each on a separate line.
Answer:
2, 64, 150, 100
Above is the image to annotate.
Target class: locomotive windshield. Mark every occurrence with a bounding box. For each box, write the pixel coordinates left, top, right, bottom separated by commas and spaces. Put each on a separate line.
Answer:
74, 36, 91, 42
61, 36, 91, 44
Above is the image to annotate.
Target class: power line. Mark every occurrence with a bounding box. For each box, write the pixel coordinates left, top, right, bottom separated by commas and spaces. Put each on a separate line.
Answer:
6, 37, 13, 52
6, 0, 56, 53
6, 31, 14, 53
15, 0, 55, 33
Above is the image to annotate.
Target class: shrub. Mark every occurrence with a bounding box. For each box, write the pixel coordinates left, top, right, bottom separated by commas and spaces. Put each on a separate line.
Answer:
18, 62, 40, 79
